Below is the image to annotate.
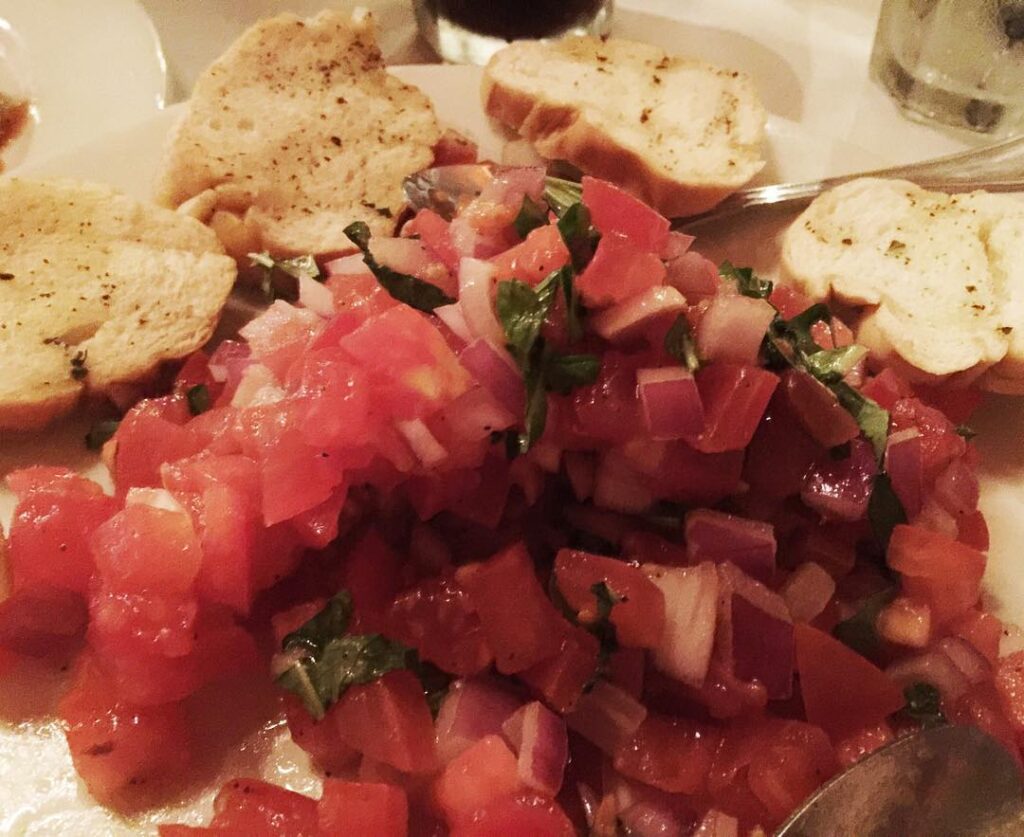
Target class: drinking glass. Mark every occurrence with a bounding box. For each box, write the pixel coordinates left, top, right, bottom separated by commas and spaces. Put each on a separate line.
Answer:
870, 0, 1024, 135
413, 0, 614, 65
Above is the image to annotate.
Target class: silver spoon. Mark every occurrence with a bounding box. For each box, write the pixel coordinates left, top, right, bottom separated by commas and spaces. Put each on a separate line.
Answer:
776, 725, 1024, 837
402, 133, 1024, 228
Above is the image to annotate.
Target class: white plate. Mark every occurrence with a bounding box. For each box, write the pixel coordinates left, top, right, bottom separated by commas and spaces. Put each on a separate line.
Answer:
1, 62, 1022, 834
0, 0, 166, 172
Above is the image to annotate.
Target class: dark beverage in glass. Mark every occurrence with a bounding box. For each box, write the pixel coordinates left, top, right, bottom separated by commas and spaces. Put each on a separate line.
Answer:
414, 0, 613, 64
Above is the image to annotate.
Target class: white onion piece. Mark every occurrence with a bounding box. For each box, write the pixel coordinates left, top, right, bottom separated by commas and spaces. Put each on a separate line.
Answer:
124, 487, 186, 515
458, 338, 523, 415
397, 419, 448, 467
324, 253, 368, 275
781, 562, 836, 623
643, 562, 718, 686
458, 258, 505, 345
565, 680, 647, 756
297, 275, 335, 317
501, 701, 568, 797
591, 286, 687, 343
877, 597, 931, 648
887, 650, 970, 703
370, 236, 436, 276
618, 802, 684, 837
666, 251, 718, 297
564, 452, 597, 502
238, 300, 322, 357
697, 294, 776, 365
594, 450, 655, 514
435, 678, 523, 764
637, 367, 704, 440
435, 303, 474, 344
692, 809, 740, 837
938, 636, 990, 684
231, 363, 285, 408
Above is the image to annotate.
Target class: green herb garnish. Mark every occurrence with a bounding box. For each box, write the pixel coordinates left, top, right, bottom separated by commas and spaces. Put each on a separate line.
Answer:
248, 251, 321, 302
832, 587, 897, 658
902, 682, 946, 728
186, 384, 211, 416
557, 202, 601, 272
720, 260, 774, 299
542, 176, 583, 217
868, 473, 908, 548
84, 419, 119, 451
664, 314, 700, 372
274, 590, 446, 720
514, 194, 548, 239
343, 221, 454, 312
956, 424, 977, 441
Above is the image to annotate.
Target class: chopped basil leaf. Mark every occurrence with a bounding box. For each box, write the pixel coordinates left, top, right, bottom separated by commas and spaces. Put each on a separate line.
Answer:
585, 582, 623, 690
84, 419, 119, 451
545, 353, 600, 394
543, 176, 583, 217
720, 260, 773, 299
802, 345, 868, 384
557, 203, 601, 272
832, 587, 897, 658
956, 424, 978, 441
275, 590, 417, 720
415, 659, 452, 718
513, 194, 548, 239
496, 278, 555, 367
248, 251, 320, 302
868, 473, 908, 548
902, 682, 946, 728
343, 221, 455, 312
186, 384, 211, 416
555, 266, 585, 343
522, 360, 550, 453
832, 382, 890, 461
664, 314, 700, 372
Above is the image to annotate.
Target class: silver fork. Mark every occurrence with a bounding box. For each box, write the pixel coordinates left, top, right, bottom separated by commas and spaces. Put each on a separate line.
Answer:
679, 132, 1024, 230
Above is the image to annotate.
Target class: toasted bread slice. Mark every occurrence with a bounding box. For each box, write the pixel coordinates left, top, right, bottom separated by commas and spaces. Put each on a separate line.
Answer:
781, 178, 1024, 392
0, 178, 236, 429
482, 36, 766, 218
155, 11, 442, 258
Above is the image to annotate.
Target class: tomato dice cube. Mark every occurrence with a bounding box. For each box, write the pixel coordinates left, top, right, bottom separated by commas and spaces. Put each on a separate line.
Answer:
318, 779, 408, 837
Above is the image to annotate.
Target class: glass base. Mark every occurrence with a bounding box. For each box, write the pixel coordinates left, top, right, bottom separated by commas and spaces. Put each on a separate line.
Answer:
414, 1, 614, 66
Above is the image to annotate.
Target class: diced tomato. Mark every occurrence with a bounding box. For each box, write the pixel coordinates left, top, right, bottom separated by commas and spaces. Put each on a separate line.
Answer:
914, 383, 984, 425
407, 208, 460, 272
455, 543, 567, 674
887, 525, 985, 625
206, 778, 318, 836
648, 441, 744, 506
890, 398, 967, 482
951, 608, 1003, 665
387, 575, 493, 676
572, 352, 644, 445
90, 504, 201, 594
341, 530, 404, 632
833, 722, 895, 768
957, 509, 990, 551
283, 695, 359, 776
59, 655, 190, 806
576, 232, 667, 307
768, 284, 814, 319
434, 735, 521, 825
794, 623, 905, 740
520, 624, 600, 713
89, 586, 197, 659
690, 363, 778, 453
581, 177, 670, 254
258, 430, 348, 526
613, 714, 717, 794
553, 550, 665, 648
951, 683, 1022, 769
0, 584, 88, 656
449, 794, 575, 837
7, 469, 117, 594
325, 272, 399, 324
744, 391, 824, 501
287, 348, 373, 449
113, 396, 206, 495
490, 223, 570, 285
332, 670, 438, 774
318, 780, 408, 837
860, 368, 915, 410
994, 652, 1024, 734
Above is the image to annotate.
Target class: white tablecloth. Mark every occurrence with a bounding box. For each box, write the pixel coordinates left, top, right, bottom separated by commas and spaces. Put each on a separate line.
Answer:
140, 0, 974, 167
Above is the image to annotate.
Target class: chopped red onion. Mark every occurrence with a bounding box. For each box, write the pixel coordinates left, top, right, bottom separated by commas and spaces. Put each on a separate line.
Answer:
324, 253, 368, 276
435, 303, 473, 344
565, 680, 647, 756
637, 367, 704, 440
885, 428, 924, 519
781, 562, 835, 623
458, 337, 523, 415
458, 257, 504, 345
617, 801, 684, 837
435, 678, 524, 764
397, 419, 448, 467
591, 286, 687, 343
933, 458, 980, 519
685, 509, 776, 583
594, 450, 655, 513
501, 701, 568, 797
665, 251, 718, 297
877, 596, 931, 648
643, 562, 719, 686
697, 294, 776, 365
801, 438, 877, 522
298, 275, 335, 317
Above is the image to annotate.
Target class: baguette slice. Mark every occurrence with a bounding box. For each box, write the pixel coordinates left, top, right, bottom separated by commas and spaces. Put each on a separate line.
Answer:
781, 178, 1024, 392
0, 178, 236, 429
155, 11, 442, 257
482, 36, 766, 218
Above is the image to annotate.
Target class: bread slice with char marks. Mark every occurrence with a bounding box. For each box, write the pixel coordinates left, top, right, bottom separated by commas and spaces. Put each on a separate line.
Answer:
781, 178, 1024, 392
155, 10, 442, 257
0, 178, 235, 429
482, 36, 766, 218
